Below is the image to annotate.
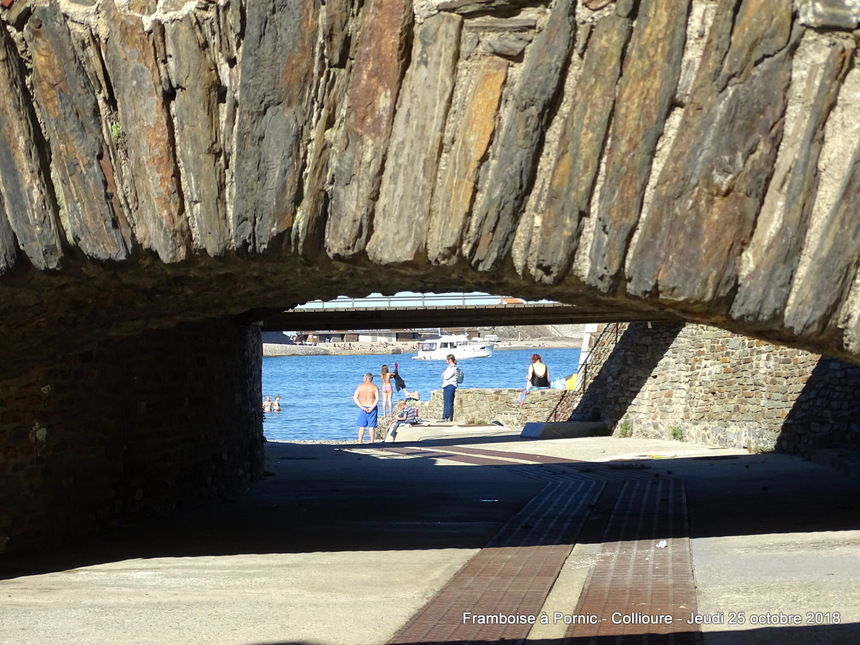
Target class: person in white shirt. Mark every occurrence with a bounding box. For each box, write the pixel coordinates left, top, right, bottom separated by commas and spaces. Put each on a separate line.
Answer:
441, 354, 459, 421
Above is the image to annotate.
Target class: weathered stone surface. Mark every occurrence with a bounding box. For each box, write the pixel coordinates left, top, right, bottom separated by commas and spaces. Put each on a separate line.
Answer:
0, 25, 61, 271
530, 13, 630, 284
800, 0, 860, 29
23, 6, 128, 262
4, 0, 860, 376
564, 321, 860, 455
2, 1, 32, 30
232, 0, 319, 252
129, 0, 157, 12
463, 15, 538, 31
583, 0, 612, 9
367, 12, 462, 265
292, 70, 348, 257
465, 0, 576, 272
786, 142, 860, 336
482, 34, 531, 58
719, 0, 794, 88
322, 0, 354, 68
427, 56, 508, 265
0, 317, 264, 555
732, 37, 853, 323
615, 0, 638, 18
163, 12, 230, 257
626, 0, 794, 304
102, 1, 188, 262
586, 0, 691, 294
432, 0, 536, 16
0, 193, 16, 273
104, 2, 190, 262
325, 0, 412, 259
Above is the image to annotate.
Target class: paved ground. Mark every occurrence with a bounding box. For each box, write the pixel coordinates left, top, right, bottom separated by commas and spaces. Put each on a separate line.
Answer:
1, 430, 859, 645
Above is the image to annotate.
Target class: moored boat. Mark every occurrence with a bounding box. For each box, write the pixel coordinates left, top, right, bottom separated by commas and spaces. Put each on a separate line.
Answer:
412, 334, 494, 360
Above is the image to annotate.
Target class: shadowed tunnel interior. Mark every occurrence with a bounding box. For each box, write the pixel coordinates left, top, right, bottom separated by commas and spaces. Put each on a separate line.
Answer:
3, 437, 858, 644
3, 440, 858, 573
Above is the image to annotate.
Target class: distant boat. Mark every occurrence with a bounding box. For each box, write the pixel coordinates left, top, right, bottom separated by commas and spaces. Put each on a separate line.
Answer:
412, 334, 494, 360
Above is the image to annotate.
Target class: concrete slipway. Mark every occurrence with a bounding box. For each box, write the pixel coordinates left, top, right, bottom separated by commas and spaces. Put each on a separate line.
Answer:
1, 428, 858, 645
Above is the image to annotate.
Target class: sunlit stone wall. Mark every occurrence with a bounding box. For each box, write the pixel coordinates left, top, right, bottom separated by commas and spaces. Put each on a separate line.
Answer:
559, 322, 860, 454
423, 387, 567, 427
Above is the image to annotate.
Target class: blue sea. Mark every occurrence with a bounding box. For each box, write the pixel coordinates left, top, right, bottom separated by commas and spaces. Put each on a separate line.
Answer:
261, 347, 581, 441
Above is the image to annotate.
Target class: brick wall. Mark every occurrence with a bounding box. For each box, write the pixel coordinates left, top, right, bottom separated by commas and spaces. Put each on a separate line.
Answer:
557, 322, 860, 454
0, 318, 263, 554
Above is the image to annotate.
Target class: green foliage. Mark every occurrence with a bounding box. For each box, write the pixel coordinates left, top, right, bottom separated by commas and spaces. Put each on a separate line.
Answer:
670, 424, 684, 441
618, 417, 631, 438
110, 122, 123, 143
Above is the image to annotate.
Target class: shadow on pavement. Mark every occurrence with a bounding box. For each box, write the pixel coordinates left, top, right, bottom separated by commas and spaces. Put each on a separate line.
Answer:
2, 439, 859, 580
245, 622, 860, 645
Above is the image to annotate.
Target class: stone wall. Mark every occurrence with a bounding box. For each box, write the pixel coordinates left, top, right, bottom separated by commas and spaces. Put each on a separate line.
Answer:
4, 2, 860, 379
421, 387, 567, 427
556, 322, 860, 454
0, 319, 264, 554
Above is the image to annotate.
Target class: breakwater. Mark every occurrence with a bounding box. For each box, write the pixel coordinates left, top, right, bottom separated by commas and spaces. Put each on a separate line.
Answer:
263, 344, 332, 357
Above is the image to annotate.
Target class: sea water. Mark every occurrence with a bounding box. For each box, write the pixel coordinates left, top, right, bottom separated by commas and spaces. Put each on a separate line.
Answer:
261, 346, 581, 442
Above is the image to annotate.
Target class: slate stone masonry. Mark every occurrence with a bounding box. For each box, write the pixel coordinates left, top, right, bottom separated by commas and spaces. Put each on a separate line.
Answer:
3, 1, 860, 380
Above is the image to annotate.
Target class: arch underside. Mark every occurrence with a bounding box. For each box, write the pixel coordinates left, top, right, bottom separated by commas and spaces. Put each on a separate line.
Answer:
0, 0, 859, 373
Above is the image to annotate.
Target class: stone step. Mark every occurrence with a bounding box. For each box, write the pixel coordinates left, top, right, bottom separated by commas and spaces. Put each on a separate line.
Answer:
521, 421, 609, 439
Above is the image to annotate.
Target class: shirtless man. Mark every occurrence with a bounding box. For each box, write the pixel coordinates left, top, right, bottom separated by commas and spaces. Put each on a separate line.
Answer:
353, 373, 380, 443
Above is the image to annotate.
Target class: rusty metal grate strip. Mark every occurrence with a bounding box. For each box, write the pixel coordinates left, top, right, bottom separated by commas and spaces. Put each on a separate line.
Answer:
388, 474, 603, 644
563, 478, 700, 644
377, 444, 700, 643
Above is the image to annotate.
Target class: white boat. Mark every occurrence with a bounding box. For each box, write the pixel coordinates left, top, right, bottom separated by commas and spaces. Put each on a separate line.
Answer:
412, 334, 494, 360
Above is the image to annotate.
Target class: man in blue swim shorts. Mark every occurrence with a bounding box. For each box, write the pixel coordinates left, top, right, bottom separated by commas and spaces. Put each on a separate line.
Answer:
353, 372, 380, 444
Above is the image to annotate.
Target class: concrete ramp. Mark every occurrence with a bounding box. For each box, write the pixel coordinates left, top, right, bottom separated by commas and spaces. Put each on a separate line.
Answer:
520, 421, 608, 439
385, 423, 519, 443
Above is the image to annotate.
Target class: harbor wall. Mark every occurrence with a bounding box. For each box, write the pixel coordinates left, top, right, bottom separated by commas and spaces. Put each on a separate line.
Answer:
419, 322, 860, 458
422, 387, 567, 428
552, 322, 860, 455
0, 319, 264, 554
